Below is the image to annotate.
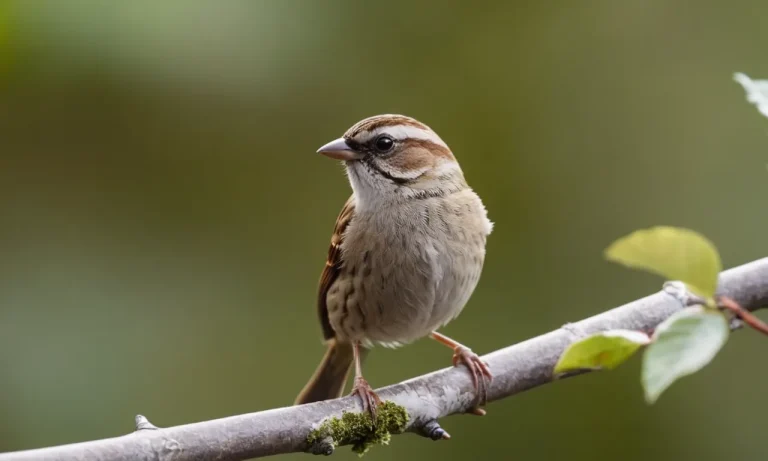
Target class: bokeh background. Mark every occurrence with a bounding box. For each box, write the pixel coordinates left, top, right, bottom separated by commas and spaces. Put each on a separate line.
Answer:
1, 1, 768, 460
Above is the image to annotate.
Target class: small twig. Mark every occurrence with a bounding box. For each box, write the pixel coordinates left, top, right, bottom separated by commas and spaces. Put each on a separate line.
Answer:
415, 420, 451, 441
718, 295, 768, 336
134, 415, 159, 431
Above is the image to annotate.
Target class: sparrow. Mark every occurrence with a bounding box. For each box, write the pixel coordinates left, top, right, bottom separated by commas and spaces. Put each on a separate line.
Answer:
295, 114, 493, 416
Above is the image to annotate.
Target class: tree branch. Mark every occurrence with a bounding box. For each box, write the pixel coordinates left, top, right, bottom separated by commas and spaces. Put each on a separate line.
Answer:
3, 258, 768, 461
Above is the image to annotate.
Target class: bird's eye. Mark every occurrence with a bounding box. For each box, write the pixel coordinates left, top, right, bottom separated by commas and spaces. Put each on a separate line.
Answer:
374, 135, 394, 153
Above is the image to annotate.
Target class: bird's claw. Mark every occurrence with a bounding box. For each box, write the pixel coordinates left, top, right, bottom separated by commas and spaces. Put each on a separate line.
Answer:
351, 376, 381, 421
452, 345, 492, 412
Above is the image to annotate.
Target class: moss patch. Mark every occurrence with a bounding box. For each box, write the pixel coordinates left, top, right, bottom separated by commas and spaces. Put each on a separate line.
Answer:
307, 401, 409, 455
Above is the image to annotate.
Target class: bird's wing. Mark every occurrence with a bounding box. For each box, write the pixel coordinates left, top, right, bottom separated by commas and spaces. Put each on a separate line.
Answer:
317, 195, 356, 341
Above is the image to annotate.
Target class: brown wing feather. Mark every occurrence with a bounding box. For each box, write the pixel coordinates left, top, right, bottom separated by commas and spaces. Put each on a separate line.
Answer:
317, 195, 356, 341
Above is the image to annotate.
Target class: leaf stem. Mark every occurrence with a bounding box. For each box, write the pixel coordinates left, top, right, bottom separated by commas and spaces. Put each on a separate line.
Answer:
718, 296, 768, 336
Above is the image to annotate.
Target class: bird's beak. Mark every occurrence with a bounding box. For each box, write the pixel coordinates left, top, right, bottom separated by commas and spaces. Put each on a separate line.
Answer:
316, 138, 364, 161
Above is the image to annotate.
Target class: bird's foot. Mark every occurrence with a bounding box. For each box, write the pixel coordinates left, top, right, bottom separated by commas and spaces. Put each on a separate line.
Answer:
350, 376, 381, 421
452, 345, 492, 411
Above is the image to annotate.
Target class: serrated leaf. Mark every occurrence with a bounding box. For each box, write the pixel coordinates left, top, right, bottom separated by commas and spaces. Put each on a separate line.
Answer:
555, 330, 650, 373
605, 226, 721, 299
642, 307, 729, 404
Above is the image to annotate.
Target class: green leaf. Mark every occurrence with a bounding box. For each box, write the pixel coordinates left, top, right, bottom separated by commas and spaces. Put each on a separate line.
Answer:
555, 330, 650, 373
642, 307, 729, 404
605, 226, 721, 299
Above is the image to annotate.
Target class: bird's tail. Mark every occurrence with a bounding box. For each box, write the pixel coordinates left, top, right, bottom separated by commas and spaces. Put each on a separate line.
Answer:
295, 339, 367, 405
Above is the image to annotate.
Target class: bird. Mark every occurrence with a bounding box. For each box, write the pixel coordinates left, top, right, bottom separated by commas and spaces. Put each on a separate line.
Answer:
295, 114, 493, 416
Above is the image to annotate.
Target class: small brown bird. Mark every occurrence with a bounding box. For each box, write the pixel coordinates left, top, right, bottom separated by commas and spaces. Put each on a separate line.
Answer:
295, 114, 493, 414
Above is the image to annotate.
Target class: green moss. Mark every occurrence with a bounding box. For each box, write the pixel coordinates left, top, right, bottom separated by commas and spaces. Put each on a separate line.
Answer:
307, 401, 409, 456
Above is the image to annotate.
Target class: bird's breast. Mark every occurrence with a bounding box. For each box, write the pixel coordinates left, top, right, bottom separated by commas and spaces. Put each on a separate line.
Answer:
326, 189, 491, 347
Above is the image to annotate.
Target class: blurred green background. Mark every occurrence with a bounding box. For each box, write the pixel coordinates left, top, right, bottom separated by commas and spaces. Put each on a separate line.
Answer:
1, 1, 768, 460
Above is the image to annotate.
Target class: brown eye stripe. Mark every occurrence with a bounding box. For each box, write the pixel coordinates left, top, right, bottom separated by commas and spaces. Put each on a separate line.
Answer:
347, 115, 428, 137
401, 138, 454, 159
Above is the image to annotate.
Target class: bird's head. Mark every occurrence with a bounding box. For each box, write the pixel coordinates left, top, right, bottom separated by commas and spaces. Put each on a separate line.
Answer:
317, 114, 467, 206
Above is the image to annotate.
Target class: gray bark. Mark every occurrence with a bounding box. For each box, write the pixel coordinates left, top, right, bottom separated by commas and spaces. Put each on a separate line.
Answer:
2, 258, 767, 461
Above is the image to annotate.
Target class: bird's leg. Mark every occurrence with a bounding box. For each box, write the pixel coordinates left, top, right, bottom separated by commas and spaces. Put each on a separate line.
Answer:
349, 341, 381, 420
430, 331, 492, 410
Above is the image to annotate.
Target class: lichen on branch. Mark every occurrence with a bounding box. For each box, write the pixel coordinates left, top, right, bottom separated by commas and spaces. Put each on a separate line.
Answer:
307, 401, 409, 455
